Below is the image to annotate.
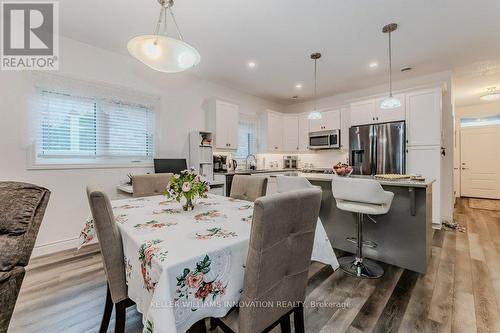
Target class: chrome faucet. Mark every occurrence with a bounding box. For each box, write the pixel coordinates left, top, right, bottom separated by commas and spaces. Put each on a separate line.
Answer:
246, 154, 257, 170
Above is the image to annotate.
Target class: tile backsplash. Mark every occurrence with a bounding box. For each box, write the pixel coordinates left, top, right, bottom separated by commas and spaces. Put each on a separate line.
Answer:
256, 150, 349, 170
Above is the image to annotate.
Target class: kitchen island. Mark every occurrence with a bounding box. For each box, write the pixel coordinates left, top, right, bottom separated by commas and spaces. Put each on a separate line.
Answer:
302, 174, 434, 274
260, 172, 433, 273
220, 168, 433, 273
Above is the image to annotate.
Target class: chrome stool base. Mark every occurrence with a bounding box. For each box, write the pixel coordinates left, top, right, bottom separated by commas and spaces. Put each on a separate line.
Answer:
338, 256, 384, 279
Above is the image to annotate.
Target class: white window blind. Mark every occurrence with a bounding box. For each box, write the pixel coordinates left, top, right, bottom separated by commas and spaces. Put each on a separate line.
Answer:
36, 87, 155, 164
234, 114, 257, 159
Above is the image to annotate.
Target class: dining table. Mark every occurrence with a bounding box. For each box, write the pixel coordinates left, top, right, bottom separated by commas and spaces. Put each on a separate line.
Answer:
79, 193, 339, 333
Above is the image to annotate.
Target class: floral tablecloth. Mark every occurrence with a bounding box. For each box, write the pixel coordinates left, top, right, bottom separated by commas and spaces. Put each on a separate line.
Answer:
80, 194, 338, 333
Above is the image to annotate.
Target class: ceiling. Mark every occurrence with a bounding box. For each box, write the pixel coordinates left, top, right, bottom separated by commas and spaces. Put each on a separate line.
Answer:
58, 0, 500, 105
454, 60, 500, 107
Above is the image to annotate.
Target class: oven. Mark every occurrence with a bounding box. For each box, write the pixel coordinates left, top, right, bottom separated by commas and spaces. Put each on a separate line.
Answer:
308, 129, 340, 149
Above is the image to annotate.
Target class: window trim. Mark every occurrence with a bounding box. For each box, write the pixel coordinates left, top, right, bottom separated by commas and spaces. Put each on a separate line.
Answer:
27, 144, 154, 170
30, 75, 159, 169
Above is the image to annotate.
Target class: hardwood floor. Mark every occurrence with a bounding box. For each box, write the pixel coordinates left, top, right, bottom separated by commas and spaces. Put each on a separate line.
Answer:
9, 198, 500, 333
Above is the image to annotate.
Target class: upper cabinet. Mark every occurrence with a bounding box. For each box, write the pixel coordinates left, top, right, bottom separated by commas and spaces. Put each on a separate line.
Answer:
206, 100, 239, 150
406, 88, 442, 146
340, 107, 350, 150
260, 111, 310, 153
298, 114, 310, 151
375, 94, 406, 123
282, 116, 299, 151
261, 111, 284, 151
309, 109, 341, 132
350, 100, 376, 126
350, 95, 405, 126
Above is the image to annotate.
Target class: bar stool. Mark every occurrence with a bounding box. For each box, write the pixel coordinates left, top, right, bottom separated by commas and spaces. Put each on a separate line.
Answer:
331, 177, 394, 278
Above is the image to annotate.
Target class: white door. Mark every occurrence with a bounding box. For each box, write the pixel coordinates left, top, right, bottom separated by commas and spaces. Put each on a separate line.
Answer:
375, 94, 406, 123
298, 114, 310, 151
407, 145, 441, 225
406, 89, 442, 146
321, 109, 341, 130
460, 125, 500, 199
282, 116, 299, 151
267, 113, 283, 151
350, 100, 376, 126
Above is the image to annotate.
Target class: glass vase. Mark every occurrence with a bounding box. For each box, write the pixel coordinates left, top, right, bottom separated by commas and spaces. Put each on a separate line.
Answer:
183, 197, 194, 211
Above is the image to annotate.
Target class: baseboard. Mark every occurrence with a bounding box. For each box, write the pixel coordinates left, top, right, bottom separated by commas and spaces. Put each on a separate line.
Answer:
32, 237, 90, 258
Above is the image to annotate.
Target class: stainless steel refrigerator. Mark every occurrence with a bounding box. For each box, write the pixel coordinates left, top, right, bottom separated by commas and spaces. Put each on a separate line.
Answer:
349, 121, 406, 175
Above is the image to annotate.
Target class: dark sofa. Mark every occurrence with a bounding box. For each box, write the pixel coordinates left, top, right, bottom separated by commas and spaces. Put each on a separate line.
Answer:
0, 182, 50, 333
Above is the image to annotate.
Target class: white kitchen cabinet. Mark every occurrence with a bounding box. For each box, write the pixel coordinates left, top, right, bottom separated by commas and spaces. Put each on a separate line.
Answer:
309, 117, 322, 132
375, 94, 406, 123
350, 100, 377, 126
282, 116, 299, 151
406, 88, 442, 146
350, 96, 405, 127
207, 100, 239, 150
309, 109, 341, 132
261, 111, 284, 152
298, 114, 310, 151
406, 146, 441, 225
340, 107, 350, 150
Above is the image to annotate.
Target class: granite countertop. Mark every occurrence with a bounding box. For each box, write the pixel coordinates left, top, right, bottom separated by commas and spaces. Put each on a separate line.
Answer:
297, 173, 435, 188
214, 169, 434, 188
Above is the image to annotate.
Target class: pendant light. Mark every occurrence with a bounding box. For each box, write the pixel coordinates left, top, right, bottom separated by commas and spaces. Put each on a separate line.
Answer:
128, 0, 200, 73
308, 52, 322, 120
380, 23, 401, 109
480, 87, 500, 101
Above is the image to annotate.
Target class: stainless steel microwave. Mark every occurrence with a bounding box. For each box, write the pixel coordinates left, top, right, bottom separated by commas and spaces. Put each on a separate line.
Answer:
309, 129, 340, 149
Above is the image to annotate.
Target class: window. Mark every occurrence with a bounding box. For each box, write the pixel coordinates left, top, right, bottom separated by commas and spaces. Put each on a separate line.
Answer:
234, 115, 257, 159
34, 83, 156, 166
461, 115, 500, 128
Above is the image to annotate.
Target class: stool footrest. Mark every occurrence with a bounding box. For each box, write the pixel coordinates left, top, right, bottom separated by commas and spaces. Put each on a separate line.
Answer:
345, 237, 378, 248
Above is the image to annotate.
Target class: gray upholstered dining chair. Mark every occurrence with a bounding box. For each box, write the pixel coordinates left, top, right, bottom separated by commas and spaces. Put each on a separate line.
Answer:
0, 182, 50, 333
211, 188, 322, 333
229, 175, 268, 202
86, 187, 135, 333
132, 173, 172, 197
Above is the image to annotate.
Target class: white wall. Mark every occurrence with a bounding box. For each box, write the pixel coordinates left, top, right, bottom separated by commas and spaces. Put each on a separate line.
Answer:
455, 101, 500, 118
0, 36, 281, 256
